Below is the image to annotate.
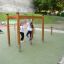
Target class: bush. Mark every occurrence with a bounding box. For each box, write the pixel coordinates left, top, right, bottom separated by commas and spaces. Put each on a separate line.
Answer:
35, 12, 47, 15
57, 13, 60, 16
61, 12, 64, 17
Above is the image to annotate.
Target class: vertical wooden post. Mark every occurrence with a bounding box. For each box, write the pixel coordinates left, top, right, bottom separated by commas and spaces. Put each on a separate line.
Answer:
42, 16, 44, 42
32, 18, 34, 39
6, 14, 10, 46
16, 12, 21, 49
51, 26, 53, 35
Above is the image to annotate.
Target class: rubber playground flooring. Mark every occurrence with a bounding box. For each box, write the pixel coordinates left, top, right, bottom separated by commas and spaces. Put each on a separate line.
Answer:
0, 27, 64, 64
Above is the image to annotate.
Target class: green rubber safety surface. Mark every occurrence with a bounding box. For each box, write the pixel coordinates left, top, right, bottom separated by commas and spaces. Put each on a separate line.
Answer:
0, 27, 64, 64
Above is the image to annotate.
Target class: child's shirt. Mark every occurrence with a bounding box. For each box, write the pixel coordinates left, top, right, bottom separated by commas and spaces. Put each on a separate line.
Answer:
20, 25, 24, 33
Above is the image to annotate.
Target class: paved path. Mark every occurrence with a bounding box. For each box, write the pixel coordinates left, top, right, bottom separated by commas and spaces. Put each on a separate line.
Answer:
35, 28, 64, 33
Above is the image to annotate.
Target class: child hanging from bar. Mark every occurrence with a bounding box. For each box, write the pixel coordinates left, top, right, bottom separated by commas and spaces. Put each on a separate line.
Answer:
26, 19, 34, 45
20, 22, 24, 49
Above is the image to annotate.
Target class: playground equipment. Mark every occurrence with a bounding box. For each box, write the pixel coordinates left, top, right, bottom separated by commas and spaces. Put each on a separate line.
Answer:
6, 12, 44, 49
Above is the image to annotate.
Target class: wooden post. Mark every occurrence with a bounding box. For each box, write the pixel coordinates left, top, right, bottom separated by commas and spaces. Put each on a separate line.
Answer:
32, 18, 34, 39
6, 14, 10, 46
51, 26, 53, 35
42, 16, 44, 42
16, 12, 21, 50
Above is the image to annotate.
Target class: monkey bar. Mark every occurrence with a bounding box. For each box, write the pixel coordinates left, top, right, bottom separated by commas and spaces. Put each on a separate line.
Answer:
6, 12, 44, 49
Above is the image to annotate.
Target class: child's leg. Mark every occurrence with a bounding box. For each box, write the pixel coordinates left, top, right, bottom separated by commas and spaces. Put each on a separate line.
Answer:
20, 32, 24, 50
30, 31, 32, 40
20, 32, 24, 40
20, 32, 22, 40
21, 33, 24, 40
29, 31, 32, 45
26, 31, 30, 37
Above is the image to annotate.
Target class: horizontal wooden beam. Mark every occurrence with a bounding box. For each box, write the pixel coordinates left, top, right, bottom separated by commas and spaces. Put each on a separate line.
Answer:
8, 15, 43, 19
8, 16, 17, 19
19, 16, 43, 19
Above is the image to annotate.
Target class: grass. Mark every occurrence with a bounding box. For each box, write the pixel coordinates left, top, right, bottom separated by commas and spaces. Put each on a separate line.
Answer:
0, 26, 64, 64
44, 15, 64, 24
0, 13, 64, 24
0, 12, 16, 21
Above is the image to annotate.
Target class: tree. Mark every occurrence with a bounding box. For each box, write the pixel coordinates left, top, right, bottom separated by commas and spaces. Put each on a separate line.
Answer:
33, 0, 49, 12
32, 0, 42, 13
42, 3, 49, 11
33, 0, 64, 15
56, 0, 64, 11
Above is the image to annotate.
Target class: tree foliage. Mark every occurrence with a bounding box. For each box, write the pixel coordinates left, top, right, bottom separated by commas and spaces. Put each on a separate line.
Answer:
33, 0, 64, 14
32, 0, 43, 12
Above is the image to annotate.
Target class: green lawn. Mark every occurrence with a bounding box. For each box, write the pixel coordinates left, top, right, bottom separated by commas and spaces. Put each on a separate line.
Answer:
0, 12, 16, 21
0, 26, 64, 64
44, 15, 64, 24
0, 13, 64, 24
